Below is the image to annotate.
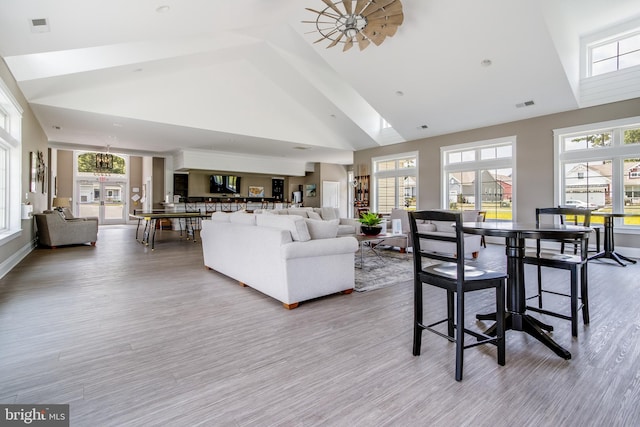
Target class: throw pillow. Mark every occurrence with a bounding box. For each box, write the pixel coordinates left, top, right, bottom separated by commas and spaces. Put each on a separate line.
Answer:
307, 211, 322, 221
256, 214, 311, 242
317, 207, 338, 221
305, 218, 338, 239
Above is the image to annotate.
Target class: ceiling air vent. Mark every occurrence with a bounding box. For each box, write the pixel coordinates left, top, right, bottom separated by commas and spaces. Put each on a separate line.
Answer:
516, 100, 535, 108
29, 18, 50, 33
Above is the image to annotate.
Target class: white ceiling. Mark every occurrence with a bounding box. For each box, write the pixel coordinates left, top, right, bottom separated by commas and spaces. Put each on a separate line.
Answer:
1, 0, 639, 169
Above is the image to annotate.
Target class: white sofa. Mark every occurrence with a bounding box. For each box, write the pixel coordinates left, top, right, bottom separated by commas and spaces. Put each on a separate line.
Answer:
391, 208, 483, 258
200, 211, 359, 309
255, 207, 361, 235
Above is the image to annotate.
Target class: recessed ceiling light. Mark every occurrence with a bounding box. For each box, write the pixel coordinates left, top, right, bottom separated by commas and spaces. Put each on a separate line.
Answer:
52, 125, 61, 130
418, 124, 429, 130
481, 59, 492, 67
113, 123, 123, 127
156, 5, 170, 13
133, 68, 143, 72
293, 146, 310, 150
396, 91, 404, 96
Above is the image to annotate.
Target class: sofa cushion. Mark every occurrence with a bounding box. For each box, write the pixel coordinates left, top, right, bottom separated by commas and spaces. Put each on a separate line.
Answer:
287, 208, 310, 218
211, 212, 231, 222
230, 211, 257, 225
307, 211, 322, 221
256, 214, 311, 242
305, 218, 339, 240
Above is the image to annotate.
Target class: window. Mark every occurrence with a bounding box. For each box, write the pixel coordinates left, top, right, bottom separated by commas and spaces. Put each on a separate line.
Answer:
372, 152, 417, 214
442, 137, 515, 221
555, 118, 640, 228
589, 31, 640, 77
0, 78, 23, 245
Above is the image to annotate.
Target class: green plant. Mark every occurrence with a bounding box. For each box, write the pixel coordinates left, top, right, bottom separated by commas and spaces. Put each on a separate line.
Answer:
358, 212, 382, 226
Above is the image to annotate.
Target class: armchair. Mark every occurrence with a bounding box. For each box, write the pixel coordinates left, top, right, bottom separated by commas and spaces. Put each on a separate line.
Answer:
34, 212, 98, 248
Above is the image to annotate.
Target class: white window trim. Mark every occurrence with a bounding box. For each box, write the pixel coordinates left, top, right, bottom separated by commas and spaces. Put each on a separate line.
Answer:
371, 151, 418, 212
0, 77, 24, 246
441, 136, 516, 215
554, 116, 640, 234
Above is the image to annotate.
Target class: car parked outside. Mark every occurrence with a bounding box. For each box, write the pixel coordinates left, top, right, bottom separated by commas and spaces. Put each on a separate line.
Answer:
564, 199, 597, 209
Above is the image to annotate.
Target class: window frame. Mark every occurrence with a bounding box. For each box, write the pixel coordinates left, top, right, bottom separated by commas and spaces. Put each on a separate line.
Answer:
371, 151, 418, 214
0, 77, 23, 246
554, 116, 640, 233
441, 136, 516, 220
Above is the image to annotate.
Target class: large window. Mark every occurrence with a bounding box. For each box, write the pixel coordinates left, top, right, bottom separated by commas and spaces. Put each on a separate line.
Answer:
442, 137, 514, 221
372, 152, 417, 214
555, 117, 640, 228
0, 78, 23, 245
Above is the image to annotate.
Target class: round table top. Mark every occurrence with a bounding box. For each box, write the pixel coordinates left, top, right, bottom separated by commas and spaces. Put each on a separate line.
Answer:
462, 221, 593, 240
589, 211, 638, 218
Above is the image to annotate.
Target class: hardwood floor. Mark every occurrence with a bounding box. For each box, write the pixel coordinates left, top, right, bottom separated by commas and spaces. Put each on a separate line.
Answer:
1, 225, 639, 426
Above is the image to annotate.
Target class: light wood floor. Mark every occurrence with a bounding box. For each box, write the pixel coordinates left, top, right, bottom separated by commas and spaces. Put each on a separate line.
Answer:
1, 225, 639, 426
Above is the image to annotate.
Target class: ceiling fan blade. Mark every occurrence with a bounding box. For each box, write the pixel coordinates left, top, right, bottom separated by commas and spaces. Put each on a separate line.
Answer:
357, 34, 371, 51
354, 0, 369, 15
327, 32, 345, 48
321, 0, 343, 16
362, 0, 397, 17
362, 26, 387, 46
342, 0, 353, 15
365, 3, 403, 20
343, 37, 354, 51
367, 14, 404, 27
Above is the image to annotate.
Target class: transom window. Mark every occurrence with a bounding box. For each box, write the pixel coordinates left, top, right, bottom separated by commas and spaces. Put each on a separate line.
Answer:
589, 31, 640, 77
442, 137, 515, 221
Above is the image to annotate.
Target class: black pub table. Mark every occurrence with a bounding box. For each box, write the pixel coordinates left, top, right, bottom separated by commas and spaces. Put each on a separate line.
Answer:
463, 221, 593, 359
589, 212, 638, 266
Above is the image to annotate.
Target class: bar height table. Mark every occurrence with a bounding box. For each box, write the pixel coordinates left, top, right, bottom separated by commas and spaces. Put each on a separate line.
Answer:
588, 212, 638, 266
463, 221, 593, 360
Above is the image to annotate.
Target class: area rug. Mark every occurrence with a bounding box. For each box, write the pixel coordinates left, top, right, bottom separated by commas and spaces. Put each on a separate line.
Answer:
354, 247, 414, 292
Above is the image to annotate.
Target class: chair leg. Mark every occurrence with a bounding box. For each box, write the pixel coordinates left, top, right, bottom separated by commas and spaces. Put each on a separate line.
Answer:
581, 263, 590, 325
496, 282, 506, 366
455, 290, 465, 382
413, 279, 423, 356
447, 290, 455, 338
570, 268, 579, 337
537, 265, 543, 308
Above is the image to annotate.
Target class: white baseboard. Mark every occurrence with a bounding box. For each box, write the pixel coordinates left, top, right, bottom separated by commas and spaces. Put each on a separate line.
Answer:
0, 238, 37, 280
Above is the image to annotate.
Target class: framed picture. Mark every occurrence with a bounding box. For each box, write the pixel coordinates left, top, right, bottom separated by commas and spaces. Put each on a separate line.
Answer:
305, 184, 316, 197
248, 186, 265, 197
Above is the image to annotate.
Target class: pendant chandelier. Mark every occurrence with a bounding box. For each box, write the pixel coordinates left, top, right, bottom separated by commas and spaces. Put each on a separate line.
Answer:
95, 146, 114, 175
304, 0, 404, 51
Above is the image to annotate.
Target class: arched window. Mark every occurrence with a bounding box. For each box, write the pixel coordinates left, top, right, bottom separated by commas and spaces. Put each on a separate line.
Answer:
77, 152, 126, 175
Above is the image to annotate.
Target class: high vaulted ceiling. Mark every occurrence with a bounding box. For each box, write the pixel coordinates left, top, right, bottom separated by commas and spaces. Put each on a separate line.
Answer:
1, 0, 639, 169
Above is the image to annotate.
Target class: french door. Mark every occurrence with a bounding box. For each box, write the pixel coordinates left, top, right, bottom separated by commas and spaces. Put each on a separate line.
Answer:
76, 179, 127, 224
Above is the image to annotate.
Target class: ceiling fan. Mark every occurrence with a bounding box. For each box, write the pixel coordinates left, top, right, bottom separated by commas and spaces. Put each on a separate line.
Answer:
304, 0, 404, 52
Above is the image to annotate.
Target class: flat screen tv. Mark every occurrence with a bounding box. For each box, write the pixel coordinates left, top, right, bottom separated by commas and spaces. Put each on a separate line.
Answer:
210, 175, 241, 194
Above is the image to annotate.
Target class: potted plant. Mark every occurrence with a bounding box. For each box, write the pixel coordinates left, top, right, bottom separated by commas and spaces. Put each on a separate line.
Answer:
359, 212, 383, 236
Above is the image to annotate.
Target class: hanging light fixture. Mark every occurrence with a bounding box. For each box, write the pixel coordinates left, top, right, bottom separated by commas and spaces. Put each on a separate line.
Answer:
95, 146, 114, 175
304, 0, 404, 51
